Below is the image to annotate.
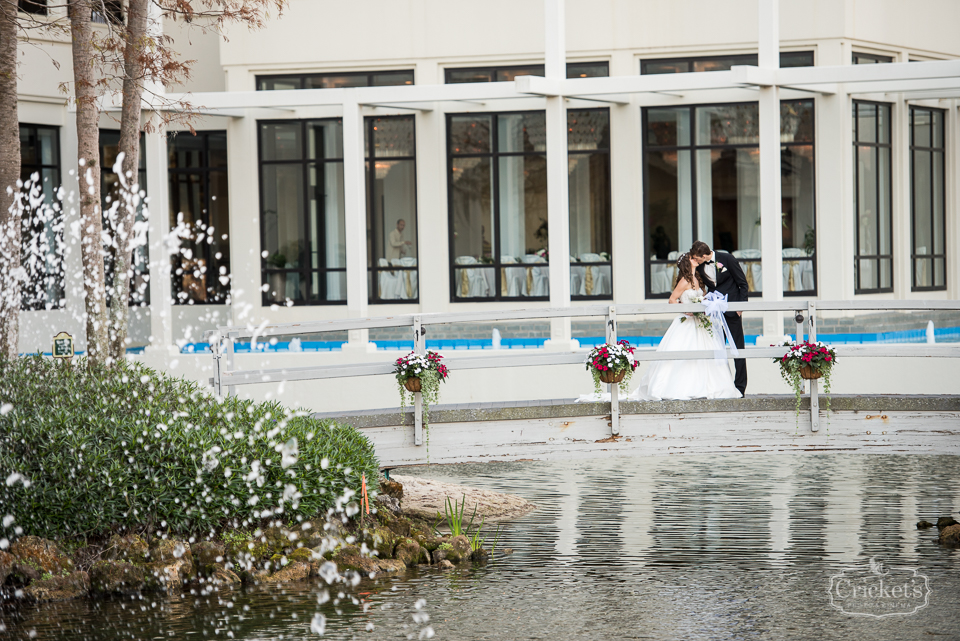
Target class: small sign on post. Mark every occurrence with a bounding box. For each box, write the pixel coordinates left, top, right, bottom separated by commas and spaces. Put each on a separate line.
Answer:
52, 332, 74, 360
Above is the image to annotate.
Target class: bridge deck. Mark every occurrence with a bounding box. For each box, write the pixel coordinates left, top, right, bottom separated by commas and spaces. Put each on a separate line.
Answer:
313, 395, 960, 466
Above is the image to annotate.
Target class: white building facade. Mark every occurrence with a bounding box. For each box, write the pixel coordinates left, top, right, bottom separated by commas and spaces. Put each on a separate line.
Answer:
13, 0, 960, 356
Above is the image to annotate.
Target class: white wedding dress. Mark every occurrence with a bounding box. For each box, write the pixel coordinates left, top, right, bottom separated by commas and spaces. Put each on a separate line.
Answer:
579, 287, 741, 402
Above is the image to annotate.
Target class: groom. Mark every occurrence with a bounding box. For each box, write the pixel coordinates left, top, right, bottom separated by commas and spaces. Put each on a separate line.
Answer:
689, 241, 749, 396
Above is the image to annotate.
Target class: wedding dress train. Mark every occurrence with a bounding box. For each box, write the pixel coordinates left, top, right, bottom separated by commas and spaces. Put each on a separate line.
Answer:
580, 287, 742, 402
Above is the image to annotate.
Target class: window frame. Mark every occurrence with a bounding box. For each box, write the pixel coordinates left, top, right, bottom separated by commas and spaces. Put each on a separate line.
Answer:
366, 115, 420, 305
640, 51, 814, 74
852, 52, 894, 65
641, 99, 817, 299
257, 118, 347, 307
168, 130, 231, 305
445, 109, 550, 303
852, 99, 894, 294
19, 122, 63, 311
568, 107, 613, 301
444, 62, 608, 84
256, 70, 414, 91
909, 105, 947, 292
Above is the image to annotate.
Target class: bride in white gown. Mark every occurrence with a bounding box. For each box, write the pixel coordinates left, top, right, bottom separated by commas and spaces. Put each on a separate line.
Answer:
580, 253, 741, 402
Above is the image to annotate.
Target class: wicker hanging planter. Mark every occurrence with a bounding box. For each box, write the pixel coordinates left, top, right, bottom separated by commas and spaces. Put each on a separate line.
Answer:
599, 370, 626, 384
800, 365, 822, 380
404, 377, 422, 393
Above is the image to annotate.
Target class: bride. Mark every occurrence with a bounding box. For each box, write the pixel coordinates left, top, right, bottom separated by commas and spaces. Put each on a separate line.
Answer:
630, 253, 742, 400
579, 253, 741, 402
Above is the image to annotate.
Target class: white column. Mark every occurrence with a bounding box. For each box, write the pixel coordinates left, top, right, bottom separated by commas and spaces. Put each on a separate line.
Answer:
543, 0, 577, 350
341, 91, 376, 351
144, 130, 174, 354
758, 0, 785, 339
894, 94, 911, 299
948, 101, 960, 300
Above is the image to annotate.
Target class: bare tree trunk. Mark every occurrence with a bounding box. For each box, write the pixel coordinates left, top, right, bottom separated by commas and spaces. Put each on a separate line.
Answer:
0, 0, 22, 361
70, 0, 108, 366
107, 0, 149, 363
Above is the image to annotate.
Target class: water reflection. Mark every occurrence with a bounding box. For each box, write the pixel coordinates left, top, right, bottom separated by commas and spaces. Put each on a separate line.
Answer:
6, 453, 959, 641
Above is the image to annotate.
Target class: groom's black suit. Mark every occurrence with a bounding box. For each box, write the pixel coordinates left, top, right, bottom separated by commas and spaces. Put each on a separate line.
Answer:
696, 251, 748, 395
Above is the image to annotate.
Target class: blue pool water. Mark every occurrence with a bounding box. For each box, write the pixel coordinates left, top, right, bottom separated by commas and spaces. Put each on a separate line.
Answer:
178, 325, 960, 353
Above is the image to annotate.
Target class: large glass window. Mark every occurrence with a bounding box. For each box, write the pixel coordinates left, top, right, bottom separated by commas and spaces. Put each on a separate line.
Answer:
100, 130, 149, 306
259, 120, 345, 305
257, 71, 413, 91
91, 0, 123, 24
641, 52, 813, 75
910, 106, 946, 291
447, 112, 548, 300
643, 100, 816, 297
568, 108, 612, 299
367, 116, 418, 303
19, 124, 63, 311
169, 131, 230, 304
445, 62, 608, 84
18, 0, 47, 15
853, 101, 893, 293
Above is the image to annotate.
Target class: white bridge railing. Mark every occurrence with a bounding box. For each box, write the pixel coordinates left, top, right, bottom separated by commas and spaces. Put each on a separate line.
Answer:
205, 300, 960, 440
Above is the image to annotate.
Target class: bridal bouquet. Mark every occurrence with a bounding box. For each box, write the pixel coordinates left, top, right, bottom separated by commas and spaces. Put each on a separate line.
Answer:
395, 351, 449, 443
585, 340, 639, 394
679, 293, 713, 335
775, 340, 837, 423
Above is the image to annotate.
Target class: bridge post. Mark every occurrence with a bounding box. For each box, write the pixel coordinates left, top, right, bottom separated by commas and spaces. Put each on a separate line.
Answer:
226, 331, 238, 398
606, 306, 619, 436
210, 332, 223, 399
807, 301, 819, 432
413, 315, 424, 446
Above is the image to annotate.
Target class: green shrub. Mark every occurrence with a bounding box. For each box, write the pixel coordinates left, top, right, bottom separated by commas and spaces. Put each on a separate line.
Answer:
0, 356, 379, 539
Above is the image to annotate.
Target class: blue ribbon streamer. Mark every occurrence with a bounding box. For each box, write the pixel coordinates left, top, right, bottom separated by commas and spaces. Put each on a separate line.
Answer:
702, 291, 740, 361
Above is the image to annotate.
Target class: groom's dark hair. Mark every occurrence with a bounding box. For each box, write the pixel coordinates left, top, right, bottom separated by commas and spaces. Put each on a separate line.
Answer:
690, 240, 711, 257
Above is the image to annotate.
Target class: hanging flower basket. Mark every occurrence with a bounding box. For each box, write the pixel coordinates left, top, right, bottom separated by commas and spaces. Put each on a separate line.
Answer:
585, 341, 638, 394
599, 370, 626, 384
394, 351, 449, 458
799, 365, 822, 380
774, 340, 837, 428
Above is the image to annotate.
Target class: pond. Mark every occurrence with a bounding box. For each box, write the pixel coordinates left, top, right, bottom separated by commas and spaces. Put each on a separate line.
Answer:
5, 453, 959, 640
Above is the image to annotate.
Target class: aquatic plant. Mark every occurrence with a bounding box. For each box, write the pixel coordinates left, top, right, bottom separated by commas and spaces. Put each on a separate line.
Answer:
443, 493, 479, 538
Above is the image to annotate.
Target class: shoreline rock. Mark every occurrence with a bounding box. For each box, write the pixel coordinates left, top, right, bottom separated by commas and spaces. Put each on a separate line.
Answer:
1, 474, 527, 609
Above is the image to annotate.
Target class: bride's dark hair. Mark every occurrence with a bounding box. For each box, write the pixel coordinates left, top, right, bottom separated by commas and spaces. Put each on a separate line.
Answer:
674, 253, 696, 288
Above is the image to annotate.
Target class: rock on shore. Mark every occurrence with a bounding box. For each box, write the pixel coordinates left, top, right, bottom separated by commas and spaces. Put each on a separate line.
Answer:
1, 475, 532, 608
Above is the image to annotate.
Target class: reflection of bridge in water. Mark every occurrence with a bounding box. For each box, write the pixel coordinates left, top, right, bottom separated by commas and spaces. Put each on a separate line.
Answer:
205, 299, 960, 466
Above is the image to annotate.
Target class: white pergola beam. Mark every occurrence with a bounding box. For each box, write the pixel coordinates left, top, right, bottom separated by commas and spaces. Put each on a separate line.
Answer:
363, 102, 435, 112
166, 60, 960, 114
777, 59, 960, 86
848, 77, 960, 95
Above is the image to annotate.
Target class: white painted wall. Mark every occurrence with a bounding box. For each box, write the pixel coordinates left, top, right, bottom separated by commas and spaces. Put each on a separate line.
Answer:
12, 0, 960, 360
